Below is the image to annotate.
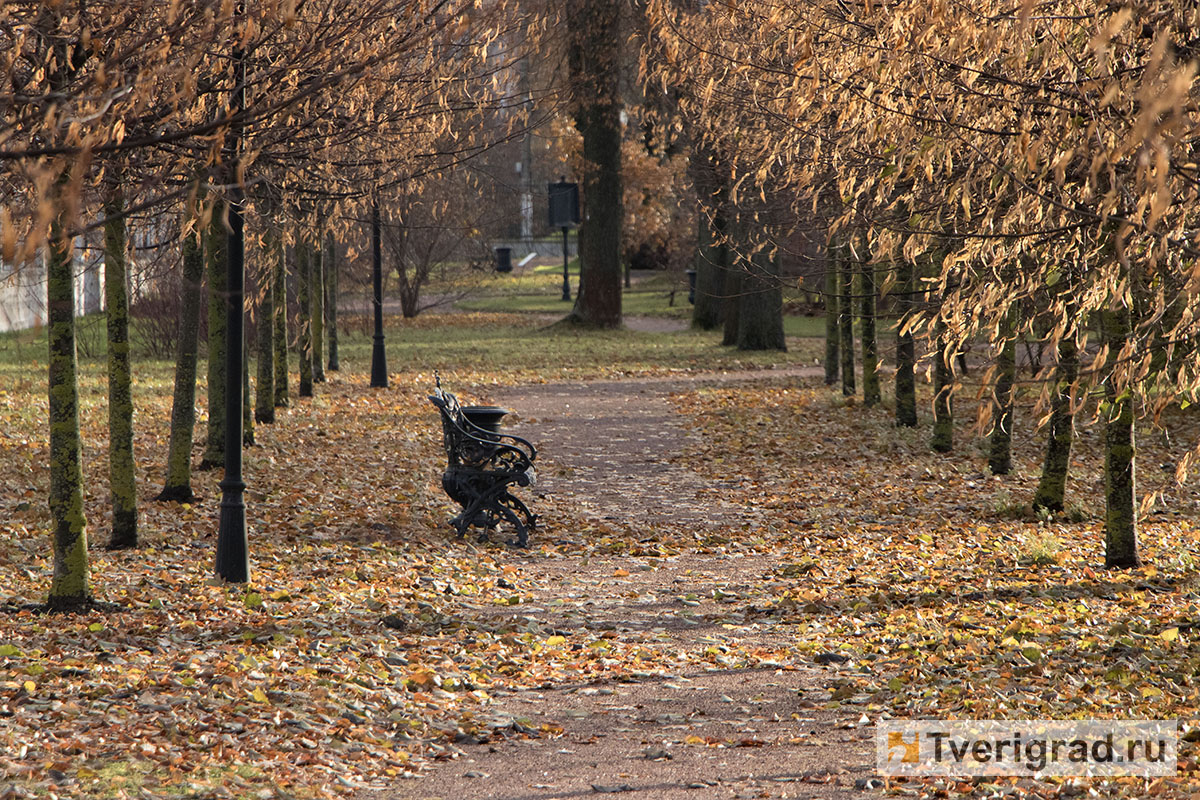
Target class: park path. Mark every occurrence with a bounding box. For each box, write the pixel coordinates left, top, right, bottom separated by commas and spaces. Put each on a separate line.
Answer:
366, 369, 877, 800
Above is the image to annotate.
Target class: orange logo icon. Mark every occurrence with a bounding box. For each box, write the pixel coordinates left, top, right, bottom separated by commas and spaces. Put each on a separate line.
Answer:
888, 731, 920, 764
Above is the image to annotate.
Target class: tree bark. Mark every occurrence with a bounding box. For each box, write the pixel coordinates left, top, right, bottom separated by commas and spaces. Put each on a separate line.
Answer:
736, 241, 786, 351
691, 154, 725, 331
325, 231, 339, 371
1103, 304, 1140, 568
47, 209, 91, 608
1032, 337, 1077, 512
254, 229, 276, 424
158, 224, 204, 502
200, 200, 228, 470
273, 239, 290, 408
564, 0, 622, 328
839, 246, 855, 397
311, 223, 325, 383
860, 255, 880, 407
297, 234, 313, 398
931, 320, 954, 452
103, 185, 138, 549
988, 309, 1017, 475
242, 336, 254, 445
720, 264, 741, 346
894, 257, 917, 426
824, 259, 839, 385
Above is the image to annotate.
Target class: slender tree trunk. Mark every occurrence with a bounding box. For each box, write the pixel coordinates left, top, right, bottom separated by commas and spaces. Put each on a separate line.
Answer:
273, 239, 290, 408
989, 309, 1017, 475
312, 224, 325, 383
564, 0, 622, 328
47, 210, 91, 608
1033, 337, 1077, 512
895, 257, 917, 426
103, 186, 138, 549
158, 225, 204, 502
931, 319, 954, 452
824, 260, 839, 385
254, 231, 276, 424
1103, 304, 1140, 568
736, 240, 786, 352
200, 201, 228, 470
242, 336, 253, 445
860, 256, 880, 407
297, 235, 313, 398
325, 231, 339, 371
839, 246, 855, 397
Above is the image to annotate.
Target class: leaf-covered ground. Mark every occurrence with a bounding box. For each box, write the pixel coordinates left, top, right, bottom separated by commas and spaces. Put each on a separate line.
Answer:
3, 311, 1200, 799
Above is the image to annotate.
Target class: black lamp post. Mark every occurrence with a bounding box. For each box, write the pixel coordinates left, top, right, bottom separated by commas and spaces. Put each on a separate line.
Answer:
548, 178, 579, 302
215, 34, 249, 583
369, 200, 388, 388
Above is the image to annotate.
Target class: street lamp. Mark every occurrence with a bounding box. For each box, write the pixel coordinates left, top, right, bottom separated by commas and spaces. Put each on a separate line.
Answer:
370, 200, 388, 388
548, 178, 579, 301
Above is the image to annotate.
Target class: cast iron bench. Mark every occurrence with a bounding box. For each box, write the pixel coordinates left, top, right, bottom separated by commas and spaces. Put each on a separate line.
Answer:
429, 379, 538, 547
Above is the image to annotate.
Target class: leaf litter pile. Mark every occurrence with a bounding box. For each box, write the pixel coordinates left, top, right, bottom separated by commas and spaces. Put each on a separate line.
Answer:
3, 314, 1200, 798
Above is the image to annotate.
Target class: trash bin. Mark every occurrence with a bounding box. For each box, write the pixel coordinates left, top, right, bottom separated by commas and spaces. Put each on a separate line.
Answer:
686, 269, 697, 304
494, 247, 513, 273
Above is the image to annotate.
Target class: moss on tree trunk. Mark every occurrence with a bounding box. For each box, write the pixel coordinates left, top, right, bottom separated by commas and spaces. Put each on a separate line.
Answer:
894, 257, 917, 427
988, 309, 1017, 476
103, 186, 138, 548
47, 214, 91, 608
1103, 305, 1140, 568
1032, 337, 1077, 513
158, 225, 204, 502
839, 247, 855, 397
200, 201, 228, 470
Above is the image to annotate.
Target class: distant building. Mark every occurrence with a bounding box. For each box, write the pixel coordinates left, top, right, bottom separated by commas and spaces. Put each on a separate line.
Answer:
0, 241, 104, 333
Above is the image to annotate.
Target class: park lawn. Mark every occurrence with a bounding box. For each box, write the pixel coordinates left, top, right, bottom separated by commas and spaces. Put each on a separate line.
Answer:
0, 311, 812, 799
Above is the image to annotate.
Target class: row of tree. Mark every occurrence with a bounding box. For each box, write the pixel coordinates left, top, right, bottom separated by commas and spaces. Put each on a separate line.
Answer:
649, 1, 1200, 568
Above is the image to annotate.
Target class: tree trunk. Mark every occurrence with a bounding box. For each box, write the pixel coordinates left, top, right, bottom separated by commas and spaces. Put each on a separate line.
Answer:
839, 247, 855, 397
242, 336, 254, 445
1103, 304, 1140, 568
1032, 337, 1077, 512
691, 154, 725, 331
103, 186, 138, 549
564, 0, 622, 328
325, 231, 339, 371
158, 225, 205, 502
895, 257, 917, 426
297, 235, 313, 398
988, 309, 1017, 475
824, 260, 839, 385
273, 240, 290, 408
860, 256, 880, 406
931, 320, 953, 452
200, 201, 228, 470
47, 210, 91, 608
311, 224, 325, 383
254, 230, 276, 424
721, 264, 741, 346
736, 241, 786, 352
